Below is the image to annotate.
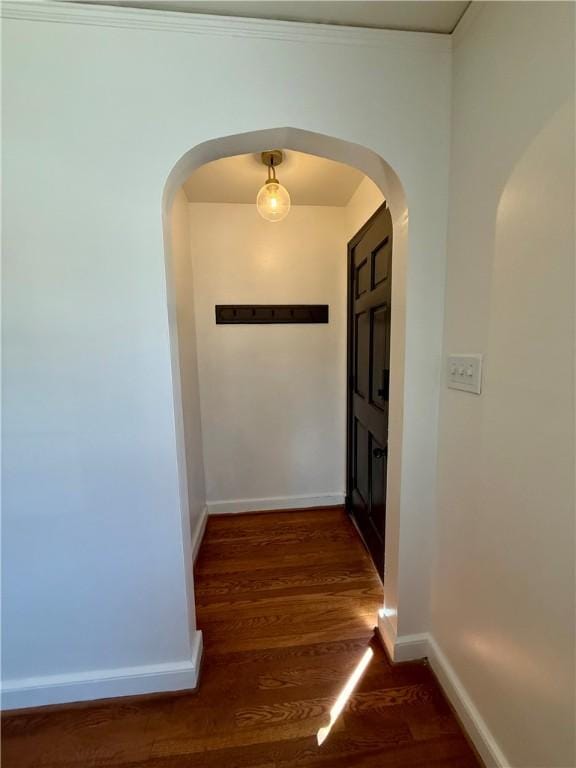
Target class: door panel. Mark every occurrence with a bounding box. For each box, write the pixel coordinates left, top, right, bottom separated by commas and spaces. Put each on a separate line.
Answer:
370, 436, 387, 542
355, 260, 369, 298
347, 204, 392, 580
372, 236, 391, 288
354, 311, 370, 399
371, 303, 390, 410
354, 419, 369, 504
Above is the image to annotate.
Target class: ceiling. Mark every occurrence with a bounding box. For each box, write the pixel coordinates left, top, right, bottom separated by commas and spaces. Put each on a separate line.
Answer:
64, 1, 471, 34
183, 151, 366, 206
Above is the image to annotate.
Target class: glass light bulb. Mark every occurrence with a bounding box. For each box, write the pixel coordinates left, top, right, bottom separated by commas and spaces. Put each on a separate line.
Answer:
256, 181, 290, 222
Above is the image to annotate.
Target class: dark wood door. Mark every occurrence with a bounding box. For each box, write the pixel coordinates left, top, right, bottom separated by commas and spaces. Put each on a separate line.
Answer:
346, 203, 392, 579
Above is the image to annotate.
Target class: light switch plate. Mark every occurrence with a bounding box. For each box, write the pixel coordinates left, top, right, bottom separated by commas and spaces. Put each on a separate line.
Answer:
447, 354, 483, 394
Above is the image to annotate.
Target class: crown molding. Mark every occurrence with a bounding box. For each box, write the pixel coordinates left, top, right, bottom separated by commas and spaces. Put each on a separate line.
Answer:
1, 1, 451, 51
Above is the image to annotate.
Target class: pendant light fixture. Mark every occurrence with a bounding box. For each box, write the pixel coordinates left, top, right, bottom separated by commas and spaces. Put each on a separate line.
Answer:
256, 150, 291, 222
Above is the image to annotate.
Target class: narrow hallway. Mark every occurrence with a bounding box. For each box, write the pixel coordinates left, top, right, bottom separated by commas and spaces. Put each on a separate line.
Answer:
1, 508, 481, 766
190, 508, 480, 765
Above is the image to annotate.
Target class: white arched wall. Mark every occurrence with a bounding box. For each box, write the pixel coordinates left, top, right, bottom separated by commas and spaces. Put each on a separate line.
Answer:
2, 3, 450, 707
431, 4, 575, 765
163, 128, 408, 644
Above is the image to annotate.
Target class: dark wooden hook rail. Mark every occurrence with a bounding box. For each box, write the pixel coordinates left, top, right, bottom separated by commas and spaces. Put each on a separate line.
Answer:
215, 304, 329, 324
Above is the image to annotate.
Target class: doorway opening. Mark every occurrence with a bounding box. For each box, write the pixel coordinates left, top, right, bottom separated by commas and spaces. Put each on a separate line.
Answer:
162, 127, 408, 632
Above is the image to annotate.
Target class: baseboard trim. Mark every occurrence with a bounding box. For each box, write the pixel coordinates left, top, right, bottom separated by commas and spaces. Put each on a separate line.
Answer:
191, 505, 208, 562
394, 632, 429, 662
375, 620, 506, 766
1, 631, 203, 711
377, 612, 428, 663
206, 493, 345, 515
377, 611, 397, 660
426, 635, 508, 768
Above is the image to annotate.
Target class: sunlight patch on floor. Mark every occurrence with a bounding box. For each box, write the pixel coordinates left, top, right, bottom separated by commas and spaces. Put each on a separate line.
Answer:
316, 646, 374, 746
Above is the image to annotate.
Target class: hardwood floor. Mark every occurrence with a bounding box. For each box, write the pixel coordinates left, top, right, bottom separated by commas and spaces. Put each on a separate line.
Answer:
2, 508, 481, 767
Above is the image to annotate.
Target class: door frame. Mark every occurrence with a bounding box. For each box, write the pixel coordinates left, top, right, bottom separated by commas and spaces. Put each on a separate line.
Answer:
345, 202, 390, 574
164, 127, 413, 658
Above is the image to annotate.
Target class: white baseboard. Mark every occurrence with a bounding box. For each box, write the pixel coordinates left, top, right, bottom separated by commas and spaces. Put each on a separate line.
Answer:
191, 505, 208, 562
427, 635, 508, 768
206, 493, 345, 515
376, 618, 507, 767
393, 632, 429, 662
2, 631, 203, 711
377, 611, 398, 659
377, 612, 428, 662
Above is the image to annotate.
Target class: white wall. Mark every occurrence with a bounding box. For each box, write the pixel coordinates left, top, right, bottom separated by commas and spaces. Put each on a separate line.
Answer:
433, 3, 575, 766
345, 176, 385, 238
190, 204, 348, 511
2, 123, 202, 707
169, 189, 206, 535
1, 1, 450, 705
188, 179, 383, 513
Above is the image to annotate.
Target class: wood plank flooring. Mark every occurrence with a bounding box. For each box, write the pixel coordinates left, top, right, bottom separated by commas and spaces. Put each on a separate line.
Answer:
1, 508, 482, 767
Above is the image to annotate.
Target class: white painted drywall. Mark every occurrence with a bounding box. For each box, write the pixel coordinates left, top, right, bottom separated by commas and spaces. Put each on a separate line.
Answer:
433, 3, 575, 766
2, 121, 198, 687
187, 178, 384, 512
169, 189, 206, 536
2, 1, 450, 702
189, 197, 383, 512
345, 176, 385, 238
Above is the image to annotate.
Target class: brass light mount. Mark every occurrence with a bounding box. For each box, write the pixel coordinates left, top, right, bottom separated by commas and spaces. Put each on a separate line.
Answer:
261, 150, 284, 184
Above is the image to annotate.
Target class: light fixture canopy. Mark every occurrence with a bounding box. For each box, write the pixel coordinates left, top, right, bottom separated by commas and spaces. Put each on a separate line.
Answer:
257, 150, 291, 222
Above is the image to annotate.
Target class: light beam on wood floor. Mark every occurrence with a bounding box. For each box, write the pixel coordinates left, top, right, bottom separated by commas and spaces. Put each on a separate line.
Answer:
316, 646, 374, 746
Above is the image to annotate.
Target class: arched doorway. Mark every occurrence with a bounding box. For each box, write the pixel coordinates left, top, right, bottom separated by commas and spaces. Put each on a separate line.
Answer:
162, 127, 408, 655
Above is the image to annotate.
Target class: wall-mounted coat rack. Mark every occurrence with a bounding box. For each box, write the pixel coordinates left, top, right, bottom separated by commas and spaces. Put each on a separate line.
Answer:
215, 304, 329, 325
